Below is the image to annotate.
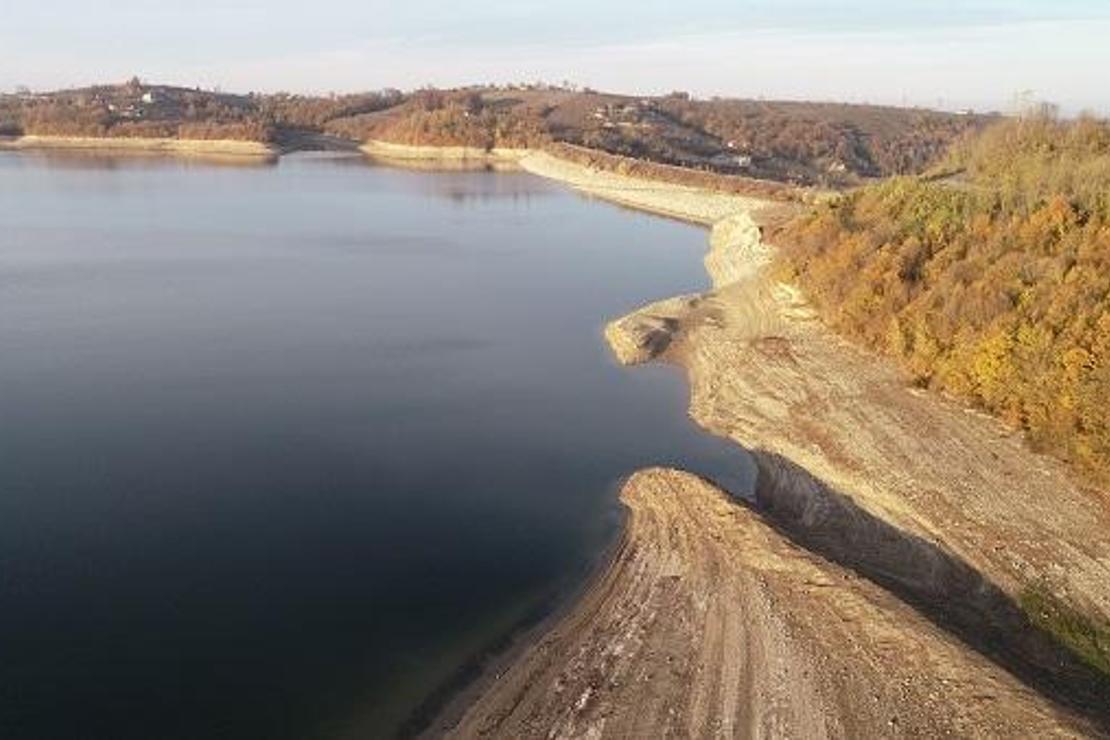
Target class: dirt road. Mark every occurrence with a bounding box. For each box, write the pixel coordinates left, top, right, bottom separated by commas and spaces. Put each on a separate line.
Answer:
441, 469, 1094, 738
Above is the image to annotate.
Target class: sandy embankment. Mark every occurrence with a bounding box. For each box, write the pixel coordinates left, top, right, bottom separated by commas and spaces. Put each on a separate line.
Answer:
0, 135, 278, 158
379, 141, 1110, 736
444, 469, 1088, 738
361, 139, 528, 170
360, 141, 770, 225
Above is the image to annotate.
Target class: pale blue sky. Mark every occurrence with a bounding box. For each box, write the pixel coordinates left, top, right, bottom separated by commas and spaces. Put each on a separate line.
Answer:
4, 1, 1109, 112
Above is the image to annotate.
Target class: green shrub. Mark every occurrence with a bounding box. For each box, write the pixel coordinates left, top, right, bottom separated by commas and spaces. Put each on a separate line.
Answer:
1020, 584, 1110, 678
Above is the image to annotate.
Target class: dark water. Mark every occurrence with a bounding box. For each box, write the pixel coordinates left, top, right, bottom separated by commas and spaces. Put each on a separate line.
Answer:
0, 152, 752, 739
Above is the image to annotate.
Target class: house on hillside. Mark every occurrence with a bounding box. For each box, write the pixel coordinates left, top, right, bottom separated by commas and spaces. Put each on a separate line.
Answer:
711, 152, 752, 169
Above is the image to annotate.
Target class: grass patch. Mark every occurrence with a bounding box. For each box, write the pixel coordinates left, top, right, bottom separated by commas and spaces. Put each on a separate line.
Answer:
1020, 584, 1110, 678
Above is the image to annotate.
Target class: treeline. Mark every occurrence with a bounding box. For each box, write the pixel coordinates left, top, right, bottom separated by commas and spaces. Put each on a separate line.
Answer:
0, 96, 20, 135
5, 84, 987, 186
335, 89, 548, 148
658, 99, 981, 181
777, 114, 1110, 484
7, 86, 276, 141
0, 85, 411, 143
258, 90, 404, 131
15, 105, 271, 141
352, 88, 990, 186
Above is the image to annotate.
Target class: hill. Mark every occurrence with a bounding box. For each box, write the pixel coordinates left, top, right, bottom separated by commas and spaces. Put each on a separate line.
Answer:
2, 80, 990, 186
333, 86, 993, 187
777, 113, 1110, 485
1, 79, 271, 141
0, 80, 401, 144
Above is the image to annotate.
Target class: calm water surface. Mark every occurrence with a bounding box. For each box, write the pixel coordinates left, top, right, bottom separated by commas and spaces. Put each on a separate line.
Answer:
0, 152, 753, 738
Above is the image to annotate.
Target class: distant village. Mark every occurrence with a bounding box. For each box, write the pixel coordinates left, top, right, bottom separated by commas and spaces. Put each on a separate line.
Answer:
3, 78, 254, 125
586, 99, 753, 172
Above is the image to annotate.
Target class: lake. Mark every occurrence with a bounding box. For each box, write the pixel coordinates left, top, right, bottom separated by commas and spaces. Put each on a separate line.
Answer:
0, 152, 752, 738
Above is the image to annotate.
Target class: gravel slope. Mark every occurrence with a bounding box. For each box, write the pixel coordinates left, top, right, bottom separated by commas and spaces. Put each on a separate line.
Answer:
442, 469, 1092, 738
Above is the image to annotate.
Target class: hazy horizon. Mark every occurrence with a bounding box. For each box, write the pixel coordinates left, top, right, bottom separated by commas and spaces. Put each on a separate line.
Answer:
5, 1, 1110, 114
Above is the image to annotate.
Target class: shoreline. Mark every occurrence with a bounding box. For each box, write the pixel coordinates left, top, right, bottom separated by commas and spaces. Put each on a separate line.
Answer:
360, 139, 527, 165
379, 140, 1110, 735
365, 140, 784, 736
360, 140, 529, 173
7, 135, 1107, 731
0, 134, 279, 159
443, 469, 1098, 737
411, 497, 631, 738
360, 139, 775, 226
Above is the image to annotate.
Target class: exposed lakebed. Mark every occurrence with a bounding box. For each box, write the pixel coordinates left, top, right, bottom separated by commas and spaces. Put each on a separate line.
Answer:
0, 152, 753, 738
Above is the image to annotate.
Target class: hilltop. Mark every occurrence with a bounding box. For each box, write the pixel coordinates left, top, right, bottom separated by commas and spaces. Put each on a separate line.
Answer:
0, 79, 401, 146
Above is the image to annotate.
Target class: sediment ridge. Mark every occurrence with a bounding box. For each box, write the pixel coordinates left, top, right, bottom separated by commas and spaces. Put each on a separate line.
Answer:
398, 140, 1110, 736
359, 140, 544, 175
442, 469, 1091, 738
0, 134, 278, 158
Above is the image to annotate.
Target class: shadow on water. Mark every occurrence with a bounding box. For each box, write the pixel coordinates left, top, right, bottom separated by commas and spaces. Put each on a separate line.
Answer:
394, 362, 756, 738
396, 487, 628, 740
749, 449, 1110, 732
402, 436, 1110, 736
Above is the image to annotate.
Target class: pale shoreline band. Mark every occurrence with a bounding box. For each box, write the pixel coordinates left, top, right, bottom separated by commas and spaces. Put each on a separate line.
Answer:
0, 134, 278, 158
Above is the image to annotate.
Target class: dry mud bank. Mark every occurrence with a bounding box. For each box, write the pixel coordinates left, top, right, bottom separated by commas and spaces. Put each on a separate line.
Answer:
0, 135, 277, 158
614, 205, 1110, 630
443, 469, 1091, 738
361, 139, 527, 168
360, 141, 775, 225
416, 144, 1110, 737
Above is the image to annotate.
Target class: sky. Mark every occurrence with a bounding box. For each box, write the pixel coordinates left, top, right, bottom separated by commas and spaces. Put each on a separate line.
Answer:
3, 0, 1109, 113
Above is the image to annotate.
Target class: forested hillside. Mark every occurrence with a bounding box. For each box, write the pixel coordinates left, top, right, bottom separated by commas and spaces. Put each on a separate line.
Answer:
1, 80, 272, 141
0, 81, 402, 143
2, 81, 989, 186
344, 86, 992, 187
778, 114, 1110, 484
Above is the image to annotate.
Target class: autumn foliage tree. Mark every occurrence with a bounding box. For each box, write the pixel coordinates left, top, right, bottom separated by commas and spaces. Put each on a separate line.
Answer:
777, 113, 1110, 484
